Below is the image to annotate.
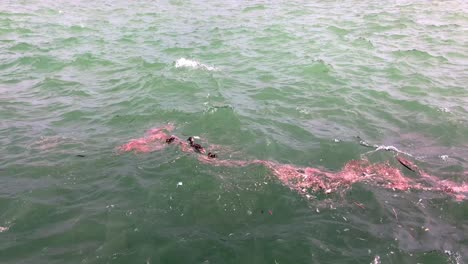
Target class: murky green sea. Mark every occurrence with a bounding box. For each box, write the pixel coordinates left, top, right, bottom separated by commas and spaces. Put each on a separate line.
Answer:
1, 0, 468, 263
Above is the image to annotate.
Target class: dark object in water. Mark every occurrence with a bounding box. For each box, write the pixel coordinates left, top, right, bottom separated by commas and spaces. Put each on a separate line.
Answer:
166, 136, 175, 143
192, 143, 204, 153
207, 152, 217, 158
396, 156, 416, 172
76, 154, 86, 157
187, 137, 194, 145
187, 136, 205, 153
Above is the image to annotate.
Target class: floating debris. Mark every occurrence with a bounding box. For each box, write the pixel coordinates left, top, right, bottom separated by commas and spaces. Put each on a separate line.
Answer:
120, 125, 468, 201
353, 201, 365, 209
396, 156, 417, 172
392, 207, 398, 221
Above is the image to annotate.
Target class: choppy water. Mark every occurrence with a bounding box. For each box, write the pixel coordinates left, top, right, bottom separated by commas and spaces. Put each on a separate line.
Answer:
1, 0, 468, 263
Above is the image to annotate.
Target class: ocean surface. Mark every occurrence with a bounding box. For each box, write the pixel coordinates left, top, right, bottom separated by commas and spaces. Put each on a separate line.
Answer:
1, 0, 468, 263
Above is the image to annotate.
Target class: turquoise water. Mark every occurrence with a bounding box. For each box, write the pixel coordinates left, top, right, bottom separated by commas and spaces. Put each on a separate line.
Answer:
1, 0, 467, 263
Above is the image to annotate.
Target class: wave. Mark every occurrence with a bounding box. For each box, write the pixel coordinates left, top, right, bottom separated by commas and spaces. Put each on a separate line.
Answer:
359, 139, 414, 157
243, 4, 266, 12
175, 58, 217, 71
0, 55, 66, 72
393, 49, 449, 62
8, 42, 39, 52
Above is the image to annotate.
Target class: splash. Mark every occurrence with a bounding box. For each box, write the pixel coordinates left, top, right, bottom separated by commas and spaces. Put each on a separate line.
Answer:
444, 250, 463, 264
119, 126, 468, 200
175, 58, 217, 71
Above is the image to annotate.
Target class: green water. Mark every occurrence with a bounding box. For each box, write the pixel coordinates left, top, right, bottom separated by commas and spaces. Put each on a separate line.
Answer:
1, 0, 467, 263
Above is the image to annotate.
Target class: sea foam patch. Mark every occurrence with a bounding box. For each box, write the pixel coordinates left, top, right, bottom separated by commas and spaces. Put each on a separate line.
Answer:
175, 58, 217, 71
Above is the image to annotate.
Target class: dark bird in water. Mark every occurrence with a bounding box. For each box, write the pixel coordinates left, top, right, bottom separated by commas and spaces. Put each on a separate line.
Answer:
192, 143, 204, 153
187, 137, 194, 145
187, 136, 205, 153
166, 136, 175, 143
207, 152, 217, 158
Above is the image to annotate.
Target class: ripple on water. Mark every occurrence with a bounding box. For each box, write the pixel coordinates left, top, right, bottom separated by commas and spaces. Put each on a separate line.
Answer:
71, 53, 114, 69
33, 77, 84, 94
0, 55, 65, 72
242, 5, 266, 13
392, 49, 450, 63
7, 42, 40, 52
1, 0, 467, 263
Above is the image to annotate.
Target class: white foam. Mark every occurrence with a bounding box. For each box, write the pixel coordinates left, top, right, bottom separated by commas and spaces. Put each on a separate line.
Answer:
438, 107, 450, 113
175, 58, 217, 71
371, 255, 380, 264
0, 226, 9, 233
362, 144, 414, 158
445, 250, 462, 264
373, 145, 413, 157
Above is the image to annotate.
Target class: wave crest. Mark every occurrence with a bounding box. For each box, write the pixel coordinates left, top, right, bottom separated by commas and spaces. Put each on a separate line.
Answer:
175, 58, 217, 71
